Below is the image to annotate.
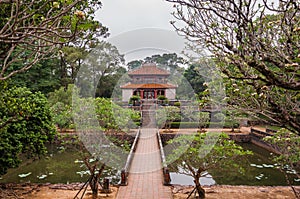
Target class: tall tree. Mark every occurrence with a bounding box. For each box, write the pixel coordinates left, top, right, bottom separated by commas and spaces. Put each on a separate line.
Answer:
0, 0, 107, 80
167, 0, 300, 134
96, 66, 127, 98
9, 57, 61, 94
184, 64, 206, 96
127, 60, 143, 71
76, 41, 124, 97
144, 53, 186, 73
0, 0, 108, 175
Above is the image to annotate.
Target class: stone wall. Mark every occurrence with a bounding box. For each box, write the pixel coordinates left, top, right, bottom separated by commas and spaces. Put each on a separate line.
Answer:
160, 130, 280, 154
250, 128, 280, 154
228, 133, 251, 143
166, 89, 176, 100
122, 89, 132, 102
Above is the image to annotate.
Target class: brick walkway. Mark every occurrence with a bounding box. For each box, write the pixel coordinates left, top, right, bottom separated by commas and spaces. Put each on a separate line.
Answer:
116, 128, 172, 199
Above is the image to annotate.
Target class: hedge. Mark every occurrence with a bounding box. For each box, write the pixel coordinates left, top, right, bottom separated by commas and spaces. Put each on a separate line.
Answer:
168, 121, 239, 129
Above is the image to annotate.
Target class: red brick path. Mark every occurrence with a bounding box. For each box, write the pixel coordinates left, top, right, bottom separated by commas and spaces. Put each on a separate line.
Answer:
116, 128, 172, 199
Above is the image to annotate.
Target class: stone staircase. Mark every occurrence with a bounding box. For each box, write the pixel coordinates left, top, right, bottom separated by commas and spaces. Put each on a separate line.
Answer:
141, 100, 157, 128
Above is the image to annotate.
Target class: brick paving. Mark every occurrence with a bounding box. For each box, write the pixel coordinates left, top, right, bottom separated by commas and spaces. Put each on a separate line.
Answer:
116, 128, 172, 199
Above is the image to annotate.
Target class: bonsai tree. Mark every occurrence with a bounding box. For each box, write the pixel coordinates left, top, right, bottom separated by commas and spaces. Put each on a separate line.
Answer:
157, 95, 169, 105
167, 133, 252, 198
129, 95, 140, 106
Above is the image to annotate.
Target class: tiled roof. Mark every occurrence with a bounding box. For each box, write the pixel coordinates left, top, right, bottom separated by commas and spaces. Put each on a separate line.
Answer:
128, 63, 170, 75
121, 83, 177, 89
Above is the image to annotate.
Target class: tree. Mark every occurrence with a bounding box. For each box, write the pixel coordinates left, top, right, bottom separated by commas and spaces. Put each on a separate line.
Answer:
60, 46, 87, 84
0, 84, 56, 175
94, 98, 140, 133
96, 66, 127, 98
129, 95, 140, 106
182, 107, 210, 131
0, 0, 106, 80
156, 106, 181, 132
127, 60, 143, 71
167, 133, 252, 198
183, 64, 206, 96
48, 85, 77, 131
9, 57, 61, 94
144, 53, 186, 73
76, 41, 124, 97
167, 0, 300, 134
264, 129, 300, 198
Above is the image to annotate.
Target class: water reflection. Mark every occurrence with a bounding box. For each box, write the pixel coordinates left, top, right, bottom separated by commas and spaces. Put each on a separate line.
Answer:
170, 172, 216, 186
169, 143, 300, 186
0, 147, 121, 184
1, 143, 299, 186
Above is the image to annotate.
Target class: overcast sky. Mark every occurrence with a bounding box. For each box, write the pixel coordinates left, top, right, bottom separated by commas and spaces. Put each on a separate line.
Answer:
96, 0, 186, 62
96, 0, 175, 35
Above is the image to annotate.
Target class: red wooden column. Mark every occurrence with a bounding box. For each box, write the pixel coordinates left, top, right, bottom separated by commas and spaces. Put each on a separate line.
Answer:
154, 89, 158, 99
140, 90, 144, 99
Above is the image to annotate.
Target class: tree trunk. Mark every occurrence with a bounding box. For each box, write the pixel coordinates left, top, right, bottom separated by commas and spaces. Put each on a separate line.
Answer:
89, 175, 98, 199
194, 179, 205, 199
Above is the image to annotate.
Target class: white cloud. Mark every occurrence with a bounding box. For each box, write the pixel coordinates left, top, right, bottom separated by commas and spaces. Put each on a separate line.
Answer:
96, 0, 186, 62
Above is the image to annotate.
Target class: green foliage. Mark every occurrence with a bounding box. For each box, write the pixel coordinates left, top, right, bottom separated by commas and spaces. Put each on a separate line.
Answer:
50, 102, 73, 131
9, 58, 61, 94
0, 84, 56, 175
97, 67, 128, 98
76, 41, 124, 97
48, 85, 77, 130
169, 121, 239, 129
144, 53, 186, 73
58, 92, 141, 132
157, 95, 167, 101
183, 64, 206, 96
168, 0, 300, 133
0, 0, 108, 81
127, 60, 143, 71
156, 106, 181, 131
214, 112, 225, 121
182, 107, 210, 130
94, 98, 140, 132
157, 95, 169, 105
174, 101, 181, 107
167, 133, 252, 197
129, 95, 140, 105
48, 84, 75, 107
264, 129, 300, 169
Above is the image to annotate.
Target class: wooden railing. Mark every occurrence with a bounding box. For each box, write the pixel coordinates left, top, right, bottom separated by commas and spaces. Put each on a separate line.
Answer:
120, 127, 141, 186
156, 129, 171, 185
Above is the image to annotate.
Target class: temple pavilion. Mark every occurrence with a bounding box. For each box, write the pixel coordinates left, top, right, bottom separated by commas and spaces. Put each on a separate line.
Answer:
120, 63, 177, 102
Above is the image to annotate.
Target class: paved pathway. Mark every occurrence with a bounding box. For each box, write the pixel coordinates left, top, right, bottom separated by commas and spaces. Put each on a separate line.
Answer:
116, 128, 172, 199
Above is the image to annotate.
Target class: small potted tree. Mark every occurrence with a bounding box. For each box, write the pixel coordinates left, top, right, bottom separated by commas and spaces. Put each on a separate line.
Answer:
129, 95, 140, 106
157, 95, 168, 106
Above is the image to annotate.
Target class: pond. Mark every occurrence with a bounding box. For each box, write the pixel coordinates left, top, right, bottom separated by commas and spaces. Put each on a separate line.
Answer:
169, 143, 300, 186
1, 143, 299, 186
0, 145, 121, 184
